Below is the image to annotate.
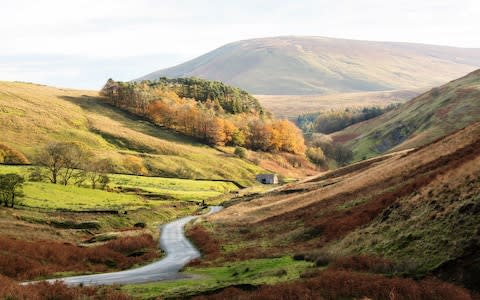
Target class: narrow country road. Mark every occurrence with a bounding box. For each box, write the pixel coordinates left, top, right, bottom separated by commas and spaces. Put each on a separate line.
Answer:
47, 206, 222, 286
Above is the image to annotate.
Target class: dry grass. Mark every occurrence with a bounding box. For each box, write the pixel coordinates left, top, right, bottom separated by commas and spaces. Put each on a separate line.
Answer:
248, 151, 318, 178
0, 81, 267, 183
256, 89, 417, 119
0, 275, 132, 300
0, 234, 159, 280
210, 122, 480, 224
193, 269, 475, 300
193, 121, 480, 294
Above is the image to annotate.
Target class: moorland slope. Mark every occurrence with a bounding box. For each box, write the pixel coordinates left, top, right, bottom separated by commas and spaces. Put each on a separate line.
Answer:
332, 69, 480, 160
139, 36, 480, 95
193, 120, 480, 297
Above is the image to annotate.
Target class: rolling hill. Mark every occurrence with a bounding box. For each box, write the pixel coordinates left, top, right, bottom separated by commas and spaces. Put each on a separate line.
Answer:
0, 81, 270, 184
138, 36, 480, 95
177, 120, 480, 298
256, 89, 418, 119
332, 69, 480, 160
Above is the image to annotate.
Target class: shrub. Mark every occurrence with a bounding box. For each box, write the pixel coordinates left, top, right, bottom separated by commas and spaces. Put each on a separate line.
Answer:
234, 147, 248, 159
295, 251, 332, 267
306, 147, 326, 167
332, 144, 353, 166
0, 274, 133, 300
192, 270, 474, 300
0, 144, 29, 165
187, 225, 221, 261
0, 234, 158, 280
331, 255, 395, 274
28, 167, 45, 182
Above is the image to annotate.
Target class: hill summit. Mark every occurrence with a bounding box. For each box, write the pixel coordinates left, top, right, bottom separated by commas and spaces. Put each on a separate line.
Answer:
138, 36, 480, 95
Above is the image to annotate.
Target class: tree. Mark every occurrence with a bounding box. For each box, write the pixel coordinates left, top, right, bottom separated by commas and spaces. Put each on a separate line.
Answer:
123, 155, 148, 176
223, 119, 237, 146
333, 144, 354, 166
206, 117, 226, 145
147, 100, 176, 128
247, 120, 273, 151
234, 147, 248, 159
85, 158, 113, 189
271, 120, 306, 154
35, 142, 90, 185
0, 174, 24, 208
98, 174, 110, 190
306, 147, 326, 167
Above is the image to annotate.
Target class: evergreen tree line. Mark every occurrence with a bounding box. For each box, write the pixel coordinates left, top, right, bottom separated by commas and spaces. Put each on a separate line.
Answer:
101, 78, 264, 115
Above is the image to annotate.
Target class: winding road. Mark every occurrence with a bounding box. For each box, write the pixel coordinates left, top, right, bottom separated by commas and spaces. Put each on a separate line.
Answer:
46, 206, 222, 286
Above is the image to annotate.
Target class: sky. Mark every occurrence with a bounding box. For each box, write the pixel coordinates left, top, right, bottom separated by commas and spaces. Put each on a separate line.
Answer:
0, 0, 479, 89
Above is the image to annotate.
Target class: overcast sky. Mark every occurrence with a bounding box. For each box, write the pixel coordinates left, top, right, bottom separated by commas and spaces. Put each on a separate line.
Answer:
1, 0, 478, 89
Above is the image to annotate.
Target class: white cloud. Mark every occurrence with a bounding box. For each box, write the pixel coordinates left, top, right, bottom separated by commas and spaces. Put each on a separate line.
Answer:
0, 0, 478, 88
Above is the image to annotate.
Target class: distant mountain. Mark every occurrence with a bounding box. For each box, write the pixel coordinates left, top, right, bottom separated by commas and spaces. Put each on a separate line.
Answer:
138, 36, 480, 95
332, 69, 480, 160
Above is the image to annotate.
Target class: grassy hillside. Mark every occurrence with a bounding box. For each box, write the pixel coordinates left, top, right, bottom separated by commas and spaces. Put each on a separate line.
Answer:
0, 165, 237, 210
0, 81, 268, 185
332, 69, 480, 160
174, 121, 480, 298
139, 36, 480, 95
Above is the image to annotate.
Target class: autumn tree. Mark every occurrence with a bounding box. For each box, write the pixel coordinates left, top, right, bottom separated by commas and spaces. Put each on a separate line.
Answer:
123, 155, 148, 176
147, 100, 176, 128
306, 147, 326, 167
247, 120, 273, 151
0, 174, 24, 208
0, 144, 29, 165
271, 120, 306, 154
308, 133, 353, 166
206, 117, 226, 145
222, 119, 237, 146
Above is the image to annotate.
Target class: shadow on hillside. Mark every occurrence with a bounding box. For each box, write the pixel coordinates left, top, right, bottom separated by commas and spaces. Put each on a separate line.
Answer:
59, 95, 200, 146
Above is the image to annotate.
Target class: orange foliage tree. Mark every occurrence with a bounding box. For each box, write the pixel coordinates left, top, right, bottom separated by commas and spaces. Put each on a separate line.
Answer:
106, 80, 307, 155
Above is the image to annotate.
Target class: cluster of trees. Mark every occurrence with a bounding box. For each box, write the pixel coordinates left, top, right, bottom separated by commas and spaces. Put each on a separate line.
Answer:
297, 105, 399, 134
101, 79, 306, 154
0, 174, 24, 208
146, 100, 236, 146
147, 100, 305, 153
154, 77, 264, 114
306, 134, 354, 167
101, 78, 264, 116
34, 142, 112, 189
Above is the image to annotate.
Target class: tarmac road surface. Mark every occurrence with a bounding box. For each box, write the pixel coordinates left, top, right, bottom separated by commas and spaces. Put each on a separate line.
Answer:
44, 206, 222, 286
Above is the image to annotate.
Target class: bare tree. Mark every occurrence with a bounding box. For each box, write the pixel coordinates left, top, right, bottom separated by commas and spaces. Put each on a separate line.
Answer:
35, 142, 91, 185
86, 158, 113, 189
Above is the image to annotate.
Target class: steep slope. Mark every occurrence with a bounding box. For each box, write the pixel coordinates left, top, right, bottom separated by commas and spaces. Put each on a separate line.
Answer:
138, 36, 480, 95
0, 81, 266, 184
332, 69, 480, 160
194, 121, 480, 295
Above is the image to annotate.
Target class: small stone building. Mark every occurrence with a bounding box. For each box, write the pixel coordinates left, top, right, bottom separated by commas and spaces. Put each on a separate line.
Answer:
256, 174, 279, 184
